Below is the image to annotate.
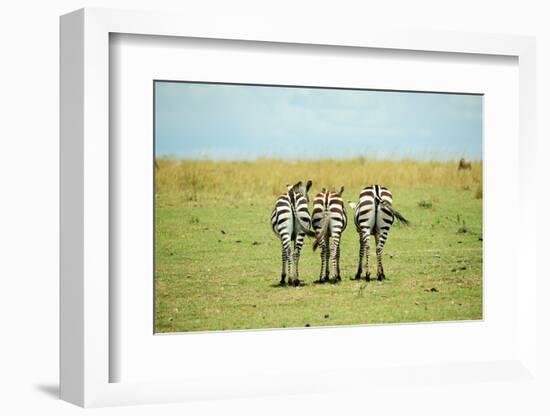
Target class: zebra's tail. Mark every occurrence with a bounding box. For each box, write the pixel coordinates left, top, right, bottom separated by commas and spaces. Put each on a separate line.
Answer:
312, 212, 330, 251
393, 209, 410, 225
380, 200, 410, 226
296, 216, 316, 238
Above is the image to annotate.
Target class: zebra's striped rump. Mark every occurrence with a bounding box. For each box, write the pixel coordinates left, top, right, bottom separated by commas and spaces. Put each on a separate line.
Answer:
271, 180, 314, 286
349, 185, 408, 281
311, 186, 347, 283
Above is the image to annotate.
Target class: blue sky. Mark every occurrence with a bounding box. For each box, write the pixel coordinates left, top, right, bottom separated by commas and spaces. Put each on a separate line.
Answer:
155, 81, 482, 161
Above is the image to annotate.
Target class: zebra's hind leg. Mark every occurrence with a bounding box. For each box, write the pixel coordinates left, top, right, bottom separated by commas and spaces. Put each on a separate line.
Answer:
355, 229, 370, 280
280, 240, 291, 286
374, 233, 387, 281
364, 230, 371, 281
323, 238, 330, 282
280, 247, 286, 286
291, 234, 305, 286
286, 243, 292, 284
318, 240, 329, 283
335, 239, 342, 282
329, 238, 341, 283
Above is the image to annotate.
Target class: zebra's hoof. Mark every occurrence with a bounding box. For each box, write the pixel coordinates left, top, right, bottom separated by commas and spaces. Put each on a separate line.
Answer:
293, 279, 301, 287
377, 274, 385, 281
354, 273, 362, 280
365, 274, 371, 282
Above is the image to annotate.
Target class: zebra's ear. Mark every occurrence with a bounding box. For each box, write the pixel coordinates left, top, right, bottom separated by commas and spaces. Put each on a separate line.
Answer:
286, 184, 292, 192
339, 186, 345, 195
306, 180, 312, 192
293, 181, 302, 189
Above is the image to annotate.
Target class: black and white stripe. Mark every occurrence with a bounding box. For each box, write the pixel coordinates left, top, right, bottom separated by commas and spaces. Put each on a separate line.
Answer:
311, 187, 347, 283
271, 180, 315, 286
349, 185, 409, 281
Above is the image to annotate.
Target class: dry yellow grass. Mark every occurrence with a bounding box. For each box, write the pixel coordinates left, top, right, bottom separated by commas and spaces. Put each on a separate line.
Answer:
156, 158, 481, 203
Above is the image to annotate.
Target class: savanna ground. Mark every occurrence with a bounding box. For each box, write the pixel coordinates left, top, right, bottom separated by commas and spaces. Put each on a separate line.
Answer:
155, 159, 482, 333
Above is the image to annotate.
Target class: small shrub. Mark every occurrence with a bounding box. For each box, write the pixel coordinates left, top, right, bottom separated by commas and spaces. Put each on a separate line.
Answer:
418, 200, 433, 209
189, 216, 200, 224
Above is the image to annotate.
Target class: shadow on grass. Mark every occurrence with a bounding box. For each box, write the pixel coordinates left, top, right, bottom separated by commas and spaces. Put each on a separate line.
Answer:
312, 278, 342, 285
269, 281, 310, 288
269, 276, 390, 288
348, 276, 391, 282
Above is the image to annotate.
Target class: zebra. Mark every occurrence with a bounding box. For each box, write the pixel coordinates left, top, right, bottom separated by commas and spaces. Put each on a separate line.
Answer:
271, 180, 315, 286
348, 185, 409, 281
311, 186, 347, 283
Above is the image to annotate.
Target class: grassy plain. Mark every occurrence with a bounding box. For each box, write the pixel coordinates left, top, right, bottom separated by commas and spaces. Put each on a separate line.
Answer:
155, 159, 482, 333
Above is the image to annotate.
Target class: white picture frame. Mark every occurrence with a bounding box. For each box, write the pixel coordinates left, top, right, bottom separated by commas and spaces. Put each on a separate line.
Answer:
60, 7, 538, 408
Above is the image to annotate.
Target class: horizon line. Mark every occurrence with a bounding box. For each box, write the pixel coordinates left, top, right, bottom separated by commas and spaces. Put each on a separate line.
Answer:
154, 156, 483, 163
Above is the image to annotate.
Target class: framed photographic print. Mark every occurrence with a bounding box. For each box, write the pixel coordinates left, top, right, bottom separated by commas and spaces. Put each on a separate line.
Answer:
60, 8, 540, 409
152, 80, 484, 334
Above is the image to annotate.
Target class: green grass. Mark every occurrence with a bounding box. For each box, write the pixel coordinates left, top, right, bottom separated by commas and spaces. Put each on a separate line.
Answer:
155, 159, 482, 333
